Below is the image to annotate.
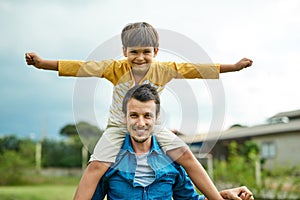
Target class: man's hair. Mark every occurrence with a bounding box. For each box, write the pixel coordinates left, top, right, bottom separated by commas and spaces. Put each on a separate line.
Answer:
121, 22, 159, 48
122, 84, 160, 116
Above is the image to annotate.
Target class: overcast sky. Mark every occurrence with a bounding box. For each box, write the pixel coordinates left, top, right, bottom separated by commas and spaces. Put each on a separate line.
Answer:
1, 0, 299, 140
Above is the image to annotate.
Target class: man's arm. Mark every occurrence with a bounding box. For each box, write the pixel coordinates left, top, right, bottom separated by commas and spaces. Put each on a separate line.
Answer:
74, 161, 110, 200
172, 165, 205, 200
169, 148, 223, 200
172, 165, 254, 200
220, 58, 253, 73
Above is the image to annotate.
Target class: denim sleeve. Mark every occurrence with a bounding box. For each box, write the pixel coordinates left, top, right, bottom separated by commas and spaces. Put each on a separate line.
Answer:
91, 178, 108, 200
172, 165, 205, 200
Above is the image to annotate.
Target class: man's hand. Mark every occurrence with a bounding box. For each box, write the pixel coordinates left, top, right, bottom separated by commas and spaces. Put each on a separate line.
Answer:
220, 186, 254, 200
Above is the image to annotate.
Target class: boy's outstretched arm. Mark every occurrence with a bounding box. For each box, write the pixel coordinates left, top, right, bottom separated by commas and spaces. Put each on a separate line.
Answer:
220, 58, 253, 73
74, 161, 110, 200
25, 52, 58, 71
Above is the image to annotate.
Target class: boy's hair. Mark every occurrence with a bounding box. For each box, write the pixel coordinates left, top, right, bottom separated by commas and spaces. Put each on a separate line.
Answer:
122, 84, 160, 116
121, 22, 159, 48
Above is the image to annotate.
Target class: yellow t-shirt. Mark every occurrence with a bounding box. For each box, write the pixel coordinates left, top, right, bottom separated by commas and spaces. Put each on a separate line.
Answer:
58, 59, 220, 126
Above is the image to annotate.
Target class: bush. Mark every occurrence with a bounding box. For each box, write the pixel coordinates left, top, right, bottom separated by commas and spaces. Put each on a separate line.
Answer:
42, 139, 82, 168
213, 141, 259, 189
0, 150, 32, 185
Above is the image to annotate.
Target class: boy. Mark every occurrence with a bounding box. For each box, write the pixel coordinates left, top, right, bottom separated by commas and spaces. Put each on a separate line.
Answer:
25, 22, 252, 200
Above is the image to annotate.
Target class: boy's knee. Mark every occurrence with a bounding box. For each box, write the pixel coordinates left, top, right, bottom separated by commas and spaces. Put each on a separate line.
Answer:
167, 146, 194, 161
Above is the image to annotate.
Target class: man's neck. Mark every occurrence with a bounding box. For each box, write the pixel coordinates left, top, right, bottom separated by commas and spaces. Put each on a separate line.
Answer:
131, 137, 152, 154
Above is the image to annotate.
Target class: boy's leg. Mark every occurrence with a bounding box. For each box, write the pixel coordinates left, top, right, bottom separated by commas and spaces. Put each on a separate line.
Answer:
154, 127, 223, 200
74, 126, 127, 200
90, 126, 127, 163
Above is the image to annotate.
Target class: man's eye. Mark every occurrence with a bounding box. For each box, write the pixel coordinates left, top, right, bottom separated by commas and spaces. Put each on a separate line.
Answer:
130, 114, 138, 118
144, 114, 152, 119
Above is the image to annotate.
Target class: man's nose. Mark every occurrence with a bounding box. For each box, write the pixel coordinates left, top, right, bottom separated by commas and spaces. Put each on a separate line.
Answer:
136, 116, 146, 126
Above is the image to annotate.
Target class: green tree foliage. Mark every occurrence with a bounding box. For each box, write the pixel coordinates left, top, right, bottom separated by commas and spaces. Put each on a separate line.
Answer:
213, 141, 259, 189
0, 136, 34, 185
41, 139, 81, 168
0, 135, 20, 152
0, 121, 104, 185
60, 121, 103, 153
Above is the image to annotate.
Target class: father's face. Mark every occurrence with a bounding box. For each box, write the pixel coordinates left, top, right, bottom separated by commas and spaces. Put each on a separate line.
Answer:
126, 98, 157, 143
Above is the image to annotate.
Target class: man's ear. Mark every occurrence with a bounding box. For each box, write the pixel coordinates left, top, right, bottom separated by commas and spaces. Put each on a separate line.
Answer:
155, 112, 160, 125
122, 47, 127, 57
156, 112, 160, 121
153, 48, 159, 57
123, 113, 126, 124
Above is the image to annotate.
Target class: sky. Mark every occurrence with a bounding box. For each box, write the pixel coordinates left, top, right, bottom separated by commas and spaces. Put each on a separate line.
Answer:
1, 0, 299, 140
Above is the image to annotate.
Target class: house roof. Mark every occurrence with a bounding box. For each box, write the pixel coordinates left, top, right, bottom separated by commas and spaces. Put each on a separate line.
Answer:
179, 119, 300, 144
269, 109, 300, 119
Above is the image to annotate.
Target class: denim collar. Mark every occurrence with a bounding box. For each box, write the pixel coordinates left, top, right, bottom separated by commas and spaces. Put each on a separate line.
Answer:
118, 133, 163, 158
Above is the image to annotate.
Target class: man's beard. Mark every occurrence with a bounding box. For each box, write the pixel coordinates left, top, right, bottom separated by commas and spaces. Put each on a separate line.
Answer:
132, 135, 149, 143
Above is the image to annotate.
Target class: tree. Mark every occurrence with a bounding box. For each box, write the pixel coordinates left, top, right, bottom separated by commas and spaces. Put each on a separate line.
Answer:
60, 121, 103, 169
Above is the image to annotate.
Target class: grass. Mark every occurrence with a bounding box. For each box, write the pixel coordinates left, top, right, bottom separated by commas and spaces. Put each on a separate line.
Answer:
0, 185, 77, 200
0, 175, 81, 200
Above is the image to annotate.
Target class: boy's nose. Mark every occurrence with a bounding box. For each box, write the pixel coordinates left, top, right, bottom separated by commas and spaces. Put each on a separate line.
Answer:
136, 53, 144, 60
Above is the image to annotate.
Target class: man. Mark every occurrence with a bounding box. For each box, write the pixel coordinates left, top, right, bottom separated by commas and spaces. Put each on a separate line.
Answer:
92, 84, 254, 200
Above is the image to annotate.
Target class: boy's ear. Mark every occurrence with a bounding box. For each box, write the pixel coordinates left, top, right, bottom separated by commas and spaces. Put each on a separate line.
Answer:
122, 47, 127, 57
154, 48, 159, 57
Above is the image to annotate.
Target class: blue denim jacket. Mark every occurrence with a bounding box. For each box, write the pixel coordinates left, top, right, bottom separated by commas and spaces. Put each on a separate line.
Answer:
92, 134, 204, 200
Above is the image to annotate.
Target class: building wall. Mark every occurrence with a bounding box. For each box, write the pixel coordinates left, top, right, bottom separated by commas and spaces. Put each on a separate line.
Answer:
252, 131, 300, 170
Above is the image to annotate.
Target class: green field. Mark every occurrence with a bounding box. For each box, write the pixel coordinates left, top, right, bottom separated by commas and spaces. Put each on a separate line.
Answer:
0, 185, 77, 200
0, 175, 81, 200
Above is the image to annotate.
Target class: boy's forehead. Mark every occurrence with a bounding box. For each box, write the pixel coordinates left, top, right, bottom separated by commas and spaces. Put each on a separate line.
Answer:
126, 46, 154, 51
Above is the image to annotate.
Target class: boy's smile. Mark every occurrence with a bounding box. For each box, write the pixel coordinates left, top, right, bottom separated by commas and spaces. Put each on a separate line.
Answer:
123, 47, 158, 74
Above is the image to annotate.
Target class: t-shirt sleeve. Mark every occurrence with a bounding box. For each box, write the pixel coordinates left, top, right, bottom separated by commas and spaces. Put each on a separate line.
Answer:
58, 60, 114, 77
163, 62, 220, 79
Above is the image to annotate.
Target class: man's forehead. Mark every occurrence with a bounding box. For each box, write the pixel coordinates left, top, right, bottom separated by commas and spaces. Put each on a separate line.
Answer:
127, 99, 156, 111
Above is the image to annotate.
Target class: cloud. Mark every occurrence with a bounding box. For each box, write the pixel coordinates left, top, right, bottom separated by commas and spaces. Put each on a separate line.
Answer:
1, 0, 300, 139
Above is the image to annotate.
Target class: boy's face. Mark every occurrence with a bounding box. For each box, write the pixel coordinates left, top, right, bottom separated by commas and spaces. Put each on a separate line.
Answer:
125, 98, 158, 144
123, 47, 159, 72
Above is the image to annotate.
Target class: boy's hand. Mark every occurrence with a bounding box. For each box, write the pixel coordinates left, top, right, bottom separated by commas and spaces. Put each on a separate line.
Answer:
234, 58, 253, 71
25, 52, 43, 68
25, 52, 58, 71
220, 58, 253, 73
